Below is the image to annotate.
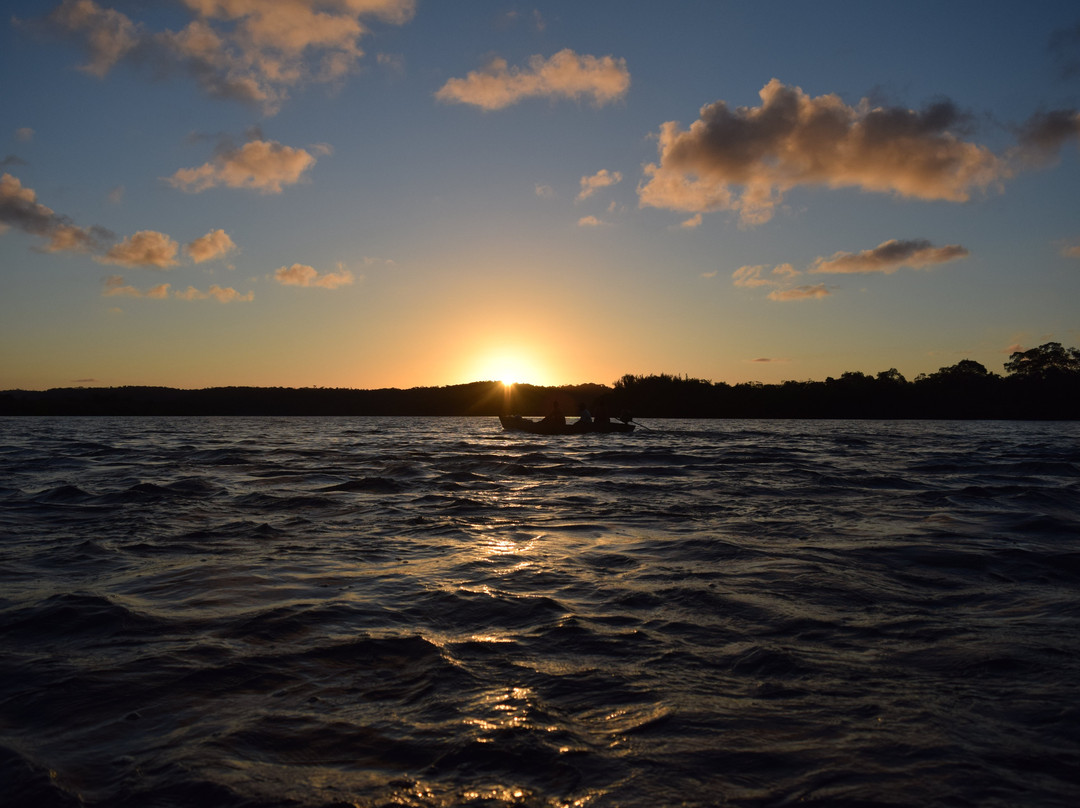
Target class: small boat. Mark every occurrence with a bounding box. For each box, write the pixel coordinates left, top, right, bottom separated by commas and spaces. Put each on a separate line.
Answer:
499, 414, 635, 435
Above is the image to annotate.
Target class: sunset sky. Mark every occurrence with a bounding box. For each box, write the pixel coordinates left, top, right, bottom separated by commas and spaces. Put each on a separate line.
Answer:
2, 1, 1079, 390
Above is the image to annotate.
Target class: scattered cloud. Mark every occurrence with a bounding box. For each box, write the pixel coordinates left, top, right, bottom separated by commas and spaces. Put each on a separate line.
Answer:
1062, 243, 1080, 258
274, 263, 354, 289
700, 269, 717, 278
639, 79, 1010, 225
750, 357, 790, 363
97, 230, 180, 268
535, 183, 555, 199
175, 284, 254, 303
185, 228, 236, 263
167, 138, 321, 194
809, 239, 969, 274
732, 263, 799, 288
106, 184, 124, 204
0, 172, 113, 253
39, 0, 417, 114
435, 48, 630, 110
1013, 109, 1080, 167
16, 127, 34, 142
1, 155, 28, 168
679, 213, 703, 229
733, 238, 965, 300
577, 169, 622, 201
103, 275, 170, 298
768, 284, 830, 301
577, 215, 605, 227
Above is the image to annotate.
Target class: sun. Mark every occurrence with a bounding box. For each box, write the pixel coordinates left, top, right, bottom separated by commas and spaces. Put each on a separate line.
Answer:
470, 348, 551, 387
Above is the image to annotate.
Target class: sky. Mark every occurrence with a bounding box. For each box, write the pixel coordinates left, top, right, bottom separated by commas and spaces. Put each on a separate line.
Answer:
2, 0, 1079, 391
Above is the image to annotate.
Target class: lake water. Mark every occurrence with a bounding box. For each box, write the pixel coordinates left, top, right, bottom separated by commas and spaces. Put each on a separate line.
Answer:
1, 416, 1078, 807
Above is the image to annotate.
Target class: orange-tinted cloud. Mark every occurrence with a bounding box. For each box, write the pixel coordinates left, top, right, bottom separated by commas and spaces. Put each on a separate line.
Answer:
810, 239, 969, 274
435, 49, 630, 110
1, 172, 112, 253
577, 169, 622, 201
768, 284, 830, 301
639, 79, 1008, 225
97, 230, 180, 268
1062, 243, 1080, 258
167, 139, 320, 194
103, 275, 170, 298
577, 215, 605, 227
732, 263, 799, 288
274, 263, 354, 289
42, 0, 416, 113
175, 284, 254, 302
184, 228, 236, 263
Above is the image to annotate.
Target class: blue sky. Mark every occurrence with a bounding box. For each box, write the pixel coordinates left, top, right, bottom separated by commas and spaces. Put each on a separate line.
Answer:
2, 1, 1079, 389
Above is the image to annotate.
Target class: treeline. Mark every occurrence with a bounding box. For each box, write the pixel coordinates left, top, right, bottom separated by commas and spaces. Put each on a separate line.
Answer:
0, 381, 612, 417
2, 343, 1077, 419
610, 342, 1080, 420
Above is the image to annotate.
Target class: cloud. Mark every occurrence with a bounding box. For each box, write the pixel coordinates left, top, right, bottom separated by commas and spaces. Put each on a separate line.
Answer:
577, 169, 622, 201
274, 263, 354, 289
175, 284, 254, 302
680, 213, 703, 229
185, 228, 236, 263
1, 156, 28, 168
98, 230, 180, 268
639, 79, 1008, 225
103, 275, 170, 298
1013, 109, 1080, 167
167, 139, 320, 194
577, 215, 605, 227
809, 239, 970, 274
732, 263, 799, 288
700, 269, 717, 278
768, 284, 830, 301
16, 127, 34, 142
535, 183, 555, 199
106, 184, 124, 204
1063, 243, 1080, 258
435, 48, 630, 110
750, 357, 790, 363
39, 0, 416, 113
0, 172, 113, 252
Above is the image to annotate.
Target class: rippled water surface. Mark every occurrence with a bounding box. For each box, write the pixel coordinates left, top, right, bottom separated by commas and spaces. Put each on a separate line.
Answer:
1, 416, 1079, 807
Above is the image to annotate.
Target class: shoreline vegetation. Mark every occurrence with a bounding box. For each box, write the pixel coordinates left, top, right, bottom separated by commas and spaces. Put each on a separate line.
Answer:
2, 343, 1078, 420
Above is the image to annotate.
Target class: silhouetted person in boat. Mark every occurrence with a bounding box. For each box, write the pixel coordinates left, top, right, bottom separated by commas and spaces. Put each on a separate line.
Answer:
593, 398, 610, 426
540, 400, 565, 428
576, 403, 593, 426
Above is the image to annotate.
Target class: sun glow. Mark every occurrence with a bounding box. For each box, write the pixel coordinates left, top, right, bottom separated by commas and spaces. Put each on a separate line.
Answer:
470, 348, 553, 387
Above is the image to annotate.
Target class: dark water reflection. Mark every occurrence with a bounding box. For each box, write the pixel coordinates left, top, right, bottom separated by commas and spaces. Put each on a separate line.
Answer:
1, 417, 1078, 806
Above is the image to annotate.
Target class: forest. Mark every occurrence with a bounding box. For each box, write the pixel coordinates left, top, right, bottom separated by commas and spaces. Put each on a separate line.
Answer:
2, 343, 1077, 420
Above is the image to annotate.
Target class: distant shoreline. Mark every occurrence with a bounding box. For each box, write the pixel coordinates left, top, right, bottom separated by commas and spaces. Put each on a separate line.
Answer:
2, 370, 1078, 419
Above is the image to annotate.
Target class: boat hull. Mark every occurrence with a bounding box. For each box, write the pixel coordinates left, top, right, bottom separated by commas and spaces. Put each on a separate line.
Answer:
499, 415, 635, 435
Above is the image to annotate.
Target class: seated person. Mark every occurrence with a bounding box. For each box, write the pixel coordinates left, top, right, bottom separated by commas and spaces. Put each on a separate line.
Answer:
540, 400, 565, 427
576, 403, 593, 426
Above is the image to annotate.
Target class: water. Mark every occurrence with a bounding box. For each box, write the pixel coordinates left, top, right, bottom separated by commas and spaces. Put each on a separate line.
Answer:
1, 417, 1078, 807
